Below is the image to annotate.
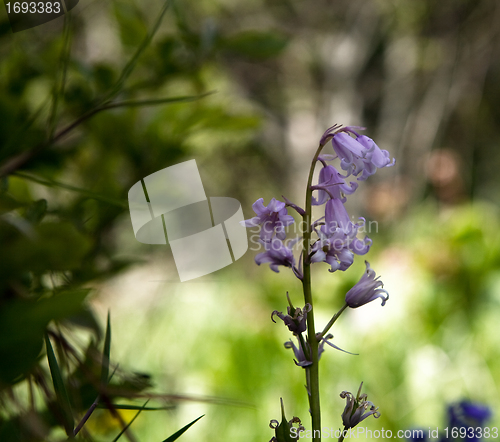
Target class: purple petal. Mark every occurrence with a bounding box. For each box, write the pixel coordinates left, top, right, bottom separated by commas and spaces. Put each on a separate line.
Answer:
251, 198, 266, 215
332, 133, 365, 160
325, 198, 351, 232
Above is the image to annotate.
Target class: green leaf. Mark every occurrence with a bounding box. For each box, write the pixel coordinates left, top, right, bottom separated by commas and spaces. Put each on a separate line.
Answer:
161, 415, 204, 442
44, 334, 74, 436
100, 311, 111, 387
222, 31, 288, 59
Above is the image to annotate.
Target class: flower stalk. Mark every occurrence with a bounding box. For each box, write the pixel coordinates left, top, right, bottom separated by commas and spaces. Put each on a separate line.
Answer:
301, 131, 340, 440
243, 124, 393, 442
319, 303, 348, 340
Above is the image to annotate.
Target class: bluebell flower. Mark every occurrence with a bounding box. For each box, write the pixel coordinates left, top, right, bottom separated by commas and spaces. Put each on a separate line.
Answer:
331, 132, 367, 176
345, 261, 388, 308
284, 338, 313, 368
243, 197, 295, 242
284, 334, 340, 368
445, 401, 492, 441
255, 237, 302, 278
331, 129, 395, 181
311, 164, 358, 205
272, 301, 312, 334
310, 199, 371, 272
310, 229, 356, 272
321, 197, 357, 235
355, 135, 396, 180
340, 382, 380, 429
448, 401, 491, 427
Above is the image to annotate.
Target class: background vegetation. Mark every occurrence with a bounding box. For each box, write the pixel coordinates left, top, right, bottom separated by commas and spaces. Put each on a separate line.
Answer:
0, 0, 499, 440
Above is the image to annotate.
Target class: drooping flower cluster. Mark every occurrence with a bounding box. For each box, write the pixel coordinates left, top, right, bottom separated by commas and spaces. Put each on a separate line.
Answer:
243, 125, 394, 277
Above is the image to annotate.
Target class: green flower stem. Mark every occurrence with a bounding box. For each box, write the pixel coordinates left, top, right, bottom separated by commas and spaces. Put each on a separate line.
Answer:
302, 266, 320, 440
338, 426, 348, 442
318, 303, 348, 339
302, 140, 328, 440
302, 127, 343, 441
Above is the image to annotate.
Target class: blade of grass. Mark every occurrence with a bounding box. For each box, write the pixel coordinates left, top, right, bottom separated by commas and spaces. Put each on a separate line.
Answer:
161, 415, 204, 442
101, 311, 111, 387
97, 404, 175, 411
111, 400, 149, 442
44, 333, 74, 436
100, 92, 215, 110
102, 0, 173, 104
13, 171, 128, 208
47, 11, 72, 141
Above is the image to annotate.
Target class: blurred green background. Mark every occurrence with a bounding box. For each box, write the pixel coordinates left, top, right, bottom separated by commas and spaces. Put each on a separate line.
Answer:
0, 0, 500, 440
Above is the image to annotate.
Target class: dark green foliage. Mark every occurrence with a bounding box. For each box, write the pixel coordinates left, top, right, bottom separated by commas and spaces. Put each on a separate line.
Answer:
0, 290, 89, 386
0, 0, 287, 438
